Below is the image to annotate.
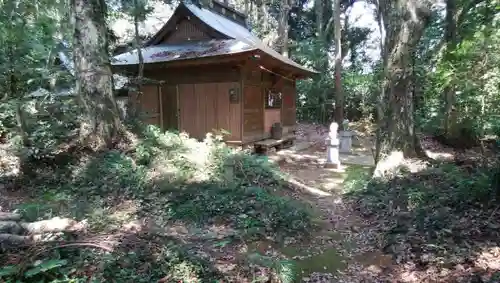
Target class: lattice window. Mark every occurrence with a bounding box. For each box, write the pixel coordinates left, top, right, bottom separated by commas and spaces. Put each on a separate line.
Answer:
265, 89, 282, 109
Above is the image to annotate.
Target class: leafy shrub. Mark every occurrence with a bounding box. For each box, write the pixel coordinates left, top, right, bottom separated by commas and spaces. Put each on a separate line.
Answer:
72, 150, 148, 197
20, 97, 81, 160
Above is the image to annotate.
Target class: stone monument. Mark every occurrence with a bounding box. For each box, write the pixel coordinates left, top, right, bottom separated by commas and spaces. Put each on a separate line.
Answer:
339, 119, 353, 154
325, 122, 341, 168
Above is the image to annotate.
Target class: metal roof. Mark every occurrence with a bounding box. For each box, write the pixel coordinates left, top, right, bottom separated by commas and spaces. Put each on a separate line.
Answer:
183, 2, 316, 74
112, 39, 255, 66
111, 1, 317, 75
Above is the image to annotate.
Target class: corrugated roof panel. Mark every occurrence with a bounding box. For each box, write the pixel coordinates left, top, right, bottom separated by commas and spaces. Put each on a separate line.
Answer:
111, 39, 255, 65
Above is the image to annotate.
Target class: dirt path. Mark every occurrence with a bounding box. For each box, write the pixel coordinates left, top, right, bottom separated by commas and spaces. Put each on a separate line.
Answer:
270, 140, 398, 282
272, 131, 500, 283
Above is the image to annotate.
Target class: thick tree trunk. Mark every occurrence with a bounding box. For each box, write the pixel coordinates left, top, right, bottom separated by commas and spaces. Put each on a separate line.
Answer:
333, 0, 343, 126
72, 0, 122, 148
377, 0, 430, 159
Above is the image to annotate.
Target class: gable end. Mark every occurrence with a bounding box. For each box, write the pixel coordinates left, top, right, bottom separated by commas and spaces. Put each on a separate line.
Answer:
162, 18, 210, 44
146, 4, 228, 46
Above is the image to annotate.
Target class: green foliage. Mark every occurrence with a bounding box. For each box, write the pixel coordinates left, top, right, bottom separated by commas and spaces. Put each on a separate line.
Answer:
3, 124, 313, 282
342, 165, 372, 194
344, 161, 500, 272
0, 242, 221, 283
133, 125, 313, 239
247, 253, 297, 283
416, 0, 500, 141
20, 97, 81, 160
166, 183, 311, 238
294, 37, 377, 124
0, 100, 17, 136
351, 162, 495, 213
74, 150, 148, 196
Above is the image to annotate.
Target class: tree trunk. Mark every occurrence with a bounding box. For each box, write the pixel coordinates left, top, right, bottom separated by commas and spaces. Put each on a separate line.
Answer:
333, 0, 343, 126
72, 0, 122, 148
277, 0, 290, 57
374, 1, 386, 165
377, 0, 430, 158
129, 0, 146, 118
315, 0, 327, 123
315, 0, 323, 39
443, 0, 457, 136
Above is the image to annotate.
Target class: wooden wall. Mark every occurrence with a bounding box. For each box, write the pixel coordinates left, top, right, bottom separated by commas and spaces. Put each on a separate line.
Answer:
135, 63, 298, 144
145, 65, 242, 141
161, 19, 210, 44
178, 82, 241, 141
241, 66, 298, 143
129, 84, 162, 128
282, 80, 296, 127
264, 109, 281, 133
242, 68, 265, 142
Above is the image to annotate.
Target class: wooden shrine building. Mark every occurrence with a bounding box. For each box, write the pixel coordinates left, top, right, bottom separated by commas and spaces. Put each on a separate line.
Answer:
112, 0, 317, 145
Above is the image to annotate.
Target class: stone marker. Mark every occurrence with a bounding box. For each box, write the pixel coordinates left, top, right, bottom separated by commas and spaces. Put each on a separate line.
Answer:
325, 122, 341, 169
339, 119, 353, 153
339, 130, 353, 153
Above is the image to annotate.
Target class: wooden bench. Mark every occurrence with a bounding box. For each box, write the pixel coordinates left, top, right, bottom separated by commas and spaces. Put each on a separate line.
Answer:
254, 134, 296, 154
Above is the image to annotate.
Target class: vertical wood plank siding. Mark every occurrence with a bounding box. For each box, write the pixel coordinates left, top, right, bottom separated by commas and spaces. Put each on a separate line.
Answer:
129, 84, 162, 127
161, 19, 210, 44
282, 80, 296, 126
177, 82, 241, 141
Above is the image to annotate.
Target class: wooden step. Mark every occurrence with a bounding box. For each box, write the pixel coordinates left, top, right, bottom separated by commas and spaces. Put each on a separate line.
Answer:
254, 134, 296, 154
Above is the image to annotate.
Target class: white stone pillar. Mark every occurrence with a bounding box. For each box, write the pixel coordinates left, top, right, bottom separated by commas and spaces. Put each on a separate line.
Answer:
325, 122, 341, 168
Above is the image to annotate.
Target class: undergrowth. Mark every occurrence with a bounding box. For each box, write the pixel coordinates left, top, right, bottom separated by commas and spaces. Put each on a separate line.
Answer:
1, 124, 313, 282
343, 160, 500, 281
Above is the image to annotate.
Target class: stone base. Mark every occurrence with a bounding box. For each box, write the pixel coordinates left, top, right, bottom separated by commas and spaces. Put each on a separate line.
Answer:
324, 162, 340, 169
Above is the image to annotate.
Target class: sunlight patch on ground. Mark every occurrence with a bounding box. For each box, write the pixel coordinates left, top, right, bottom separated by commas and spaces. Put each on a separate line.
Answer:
476, 246, 500, 270
426, 149, 454, 160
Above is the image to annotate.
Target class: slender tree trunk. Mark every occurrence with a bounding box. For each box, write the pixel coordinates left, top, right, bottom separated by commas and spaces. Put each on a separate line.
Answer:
374, 1, 386, 164
277, 0, 290, 56
72, 0, 122, 148
443, 0, 457, 136
315, 0, 326, 123
333, 0, 343, 126
244, 0, 249, 16
130, 0, 145, 118
377, 0, 430, 158
315, 0, 323, 38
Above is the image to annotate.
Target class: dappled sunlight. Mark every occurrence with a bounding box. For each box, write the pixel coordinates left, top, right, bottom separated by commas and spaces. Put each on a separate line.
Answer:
426, 149, 455, 160
475, 246, 500, 271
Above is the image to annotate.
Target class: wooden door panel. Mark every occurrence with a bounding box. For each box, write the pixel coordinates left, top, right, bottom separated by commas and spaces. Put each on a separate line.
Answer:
282, 83, 296, 126
243, 84, 264, 134
161, 85, 179, 131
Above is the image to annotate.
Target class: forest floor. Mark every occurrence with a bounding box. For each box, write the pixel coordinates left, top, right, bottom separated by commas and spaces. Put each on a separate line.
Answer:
1, 123, 500, 282
270, 123, 500, 282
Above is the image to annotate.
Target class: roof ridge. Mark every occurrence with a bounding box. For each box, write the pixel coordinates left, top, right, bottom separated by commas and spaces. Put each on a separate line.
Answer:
189, 0, 248, 27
